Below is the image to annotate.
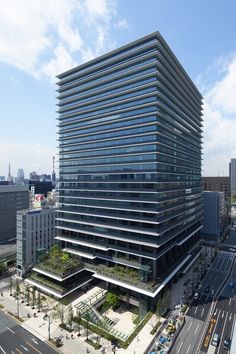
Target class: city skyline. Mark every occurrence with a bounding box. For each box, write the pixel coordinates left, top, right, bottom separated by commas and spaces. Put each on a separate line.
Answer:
0, 0, 236, 176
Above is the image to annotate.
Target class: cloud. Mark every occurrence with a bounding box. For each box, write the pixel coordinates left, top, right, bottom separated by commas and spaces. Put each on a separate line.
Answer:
114, 19, 128, 29
201, 54, 236, 176
0, 0, 127, 79
0, 142, 57, 178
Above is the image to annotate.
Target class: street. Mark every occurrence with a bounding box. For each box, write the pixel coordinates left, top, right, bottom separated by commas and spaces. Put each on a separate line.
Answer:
0, 310, 58, 354
171, 227, 236, 354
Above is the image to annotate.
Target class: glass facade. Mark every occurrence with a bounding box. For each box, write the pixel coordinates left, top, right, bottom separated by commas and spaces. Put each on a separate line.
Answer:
56, 32, 203, 297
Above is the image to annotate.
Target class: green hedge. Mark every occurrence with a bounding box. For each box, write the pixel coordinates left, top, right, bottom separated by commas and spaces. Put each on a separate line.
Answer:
150, 321, 161, 335
59, 323, 73, 333
85, 338, 101, 350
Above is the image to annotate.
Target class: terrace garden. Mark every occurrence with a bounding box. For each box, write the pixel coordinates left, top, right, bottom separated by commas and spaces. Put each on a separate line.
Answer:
35, 245, 83, 278
85, 263, 157, 291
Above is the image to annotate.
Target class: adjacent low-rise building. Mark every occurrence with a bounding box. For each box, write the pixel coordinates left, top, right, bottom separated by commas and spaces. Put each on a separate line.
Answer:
16, 207, 56, 277
201, 191, 228, 243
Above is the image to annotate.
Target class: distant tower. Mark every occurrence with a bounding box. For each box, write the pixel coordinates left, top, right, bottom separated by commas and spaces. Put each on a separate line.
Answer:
52, 156, 56, 184
7, 162, 13, 183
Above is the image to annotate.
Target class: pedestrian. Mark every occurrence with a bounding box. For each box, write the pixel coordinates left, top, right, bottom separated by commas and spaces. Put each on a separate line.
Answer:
1, 292, 3, 296
86, 348, 90, 353
71, 333, 73, 339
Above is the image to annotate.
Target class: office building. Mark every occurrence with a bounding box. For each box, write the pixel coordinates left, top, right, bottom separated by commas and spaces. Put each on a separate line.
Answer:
16, 207, 56, 277
201, 191, 228, 242
0, 185, 29, 243
203, 176, 231, 201
30, 32, 203, 311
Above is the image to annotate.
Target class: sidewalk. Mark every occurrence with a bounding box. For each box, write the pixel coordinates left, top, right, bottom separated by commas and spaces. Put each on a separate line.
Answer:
0, 286, 161, 354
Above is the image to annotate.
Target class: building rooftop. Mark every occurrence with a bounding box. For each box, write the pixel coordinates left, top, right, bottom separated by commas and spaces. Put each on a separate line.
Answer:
0, 185, 28, 193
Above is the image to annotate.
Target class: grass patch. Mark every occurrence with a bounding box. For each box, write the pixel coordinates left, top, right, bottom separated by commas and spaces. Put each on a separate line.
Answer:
0, 304, 4, 309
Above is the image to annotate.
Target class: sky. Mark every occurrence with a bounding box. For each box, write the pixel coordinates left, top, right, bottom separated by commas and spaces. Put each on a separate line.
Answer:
0, 0, 236, 178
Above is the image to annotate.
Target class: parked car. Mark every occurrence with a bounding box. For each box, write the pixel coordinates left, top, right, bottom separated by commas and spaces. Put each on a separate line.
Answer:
193, 292, 200, 300
210, 289, 215, 296
223, 336, 231, 350
211, 333, 220, 347
228, 280, 234, 288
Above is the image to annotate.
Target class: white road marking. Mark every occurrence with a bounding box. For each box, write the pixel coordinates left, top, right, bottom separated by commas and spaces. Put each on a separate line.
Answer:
7, 327, 15, 334
187, 321, 193, 332
11, 351, 16, 354
201, 308, 205, 317
194, 323, 200, 335
194, 306, 198, 314
31, 338, 38, 345
20, 345, 29, 351
177, 340, 184, 354
229, 313, 232, 321
214, 308, 218, 316
222, 311, 225, 318
229, 298, 232, 305
0, 346, 7, 354
186, 344, 191, 354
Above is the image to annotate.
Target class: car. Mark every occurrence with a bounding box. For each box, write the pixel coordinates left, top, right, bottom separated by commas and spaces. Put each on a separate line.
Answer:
205, 285, 210, 293
210, 289, 215, 296
223, 336, 231, 350
228, 280, 234, 288
211, 333, 220, 347
193, 292, 200, 300
197, 283, 202, 291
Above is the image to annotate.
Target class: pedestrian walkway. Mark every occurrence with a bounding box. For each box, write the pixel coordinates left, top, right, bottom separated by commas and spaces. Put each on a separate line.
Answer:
0, 285, 161, 354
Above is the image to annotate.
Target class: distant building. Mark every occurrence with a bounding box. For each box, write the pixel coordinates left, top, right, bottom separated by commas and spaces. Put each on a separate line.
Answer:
39, 174, 51, 182
201, 191, 228, 243
16, 207, 56, 277
0, 185, 29, 243
29, 171, 40, 181
29, 180, 53, 197
16, 168, 25, 184
203, 176, 231, 200
230, 158, 236, 198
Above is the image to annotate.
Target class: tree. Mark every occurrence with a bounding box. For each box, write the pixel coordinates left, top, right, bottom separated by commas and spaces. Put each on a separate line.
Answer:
14, 280, 20, 317
9, 277, 13, 296
25, 284, 31, 305
36, 291, 42, 312
52, 303, 65, 324
67, 304, 74, 329
31, 286, 36, 309
104, 291, 120, 310
0, 261, 6, 275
